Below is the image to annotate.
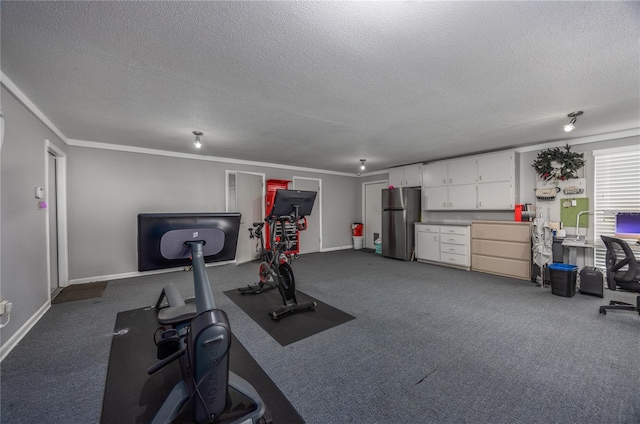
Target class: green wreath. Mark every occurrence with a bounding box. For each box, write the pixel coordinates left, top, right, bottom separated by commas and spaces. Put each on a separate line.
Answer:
532, 144, 584, 182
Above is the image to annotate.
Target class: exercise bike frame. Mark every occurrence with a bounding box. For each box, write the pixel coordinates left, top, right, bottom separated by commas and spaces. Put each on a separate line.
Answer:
149, 241, 268, 424
240, 213, 316, 320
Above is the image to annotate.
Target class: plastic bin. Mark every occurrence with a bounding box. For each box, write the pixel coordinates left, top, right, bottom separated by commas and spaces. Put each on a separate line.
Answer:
352, 236, 364, 250
548, 263, 578, 297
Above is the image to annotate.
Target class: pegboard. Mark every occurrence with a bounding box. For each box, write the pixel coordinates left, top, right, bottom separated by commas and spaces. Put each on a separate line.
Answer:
534, 178, 587, 227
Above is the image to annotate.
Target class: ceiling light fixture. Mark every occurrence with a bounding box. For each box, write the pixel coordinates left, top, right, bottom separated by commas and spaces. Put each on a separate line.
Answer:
563, 111, 583, 132
193, 131, 203, 149
360, 159, 366, 171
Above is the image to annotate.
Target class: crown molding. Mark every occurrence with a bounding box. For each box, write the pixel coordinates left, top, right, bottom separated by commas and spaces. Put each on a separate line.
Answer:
4, 71, 637, 176
1, 72, 68, 144
66, 138, 356, 177
514, 128, 640, 153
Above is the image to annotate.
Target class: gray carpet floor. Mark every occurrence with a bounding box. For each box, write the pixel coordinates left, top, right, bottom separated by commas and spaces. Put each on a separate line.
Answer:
1, 250, 639, 423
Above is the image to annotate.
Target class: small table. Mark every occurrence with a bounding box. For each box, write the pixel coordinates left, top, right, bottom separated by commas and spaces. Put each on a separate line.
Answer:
561, 239, 596, 268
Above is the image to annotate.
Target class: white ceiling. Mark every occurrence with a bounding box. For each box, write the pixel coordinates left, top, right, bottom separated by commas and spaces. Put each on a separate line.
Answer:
2, 1, 639, 174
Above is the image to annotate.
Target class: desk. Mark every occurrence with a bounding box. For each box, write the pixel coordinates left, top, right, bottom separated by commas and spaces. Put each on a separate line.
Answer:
561, 239, 596, 268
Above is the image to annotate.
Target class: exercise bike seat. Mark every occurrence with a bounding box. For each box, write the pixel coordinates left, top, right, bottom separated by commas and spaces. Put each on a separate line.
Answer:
157, 303, 197, 326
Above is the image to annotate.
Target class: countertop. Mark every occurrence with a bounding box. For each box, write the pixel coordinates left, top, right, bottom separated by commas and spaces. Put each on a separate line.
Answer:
416, 220, 472, 226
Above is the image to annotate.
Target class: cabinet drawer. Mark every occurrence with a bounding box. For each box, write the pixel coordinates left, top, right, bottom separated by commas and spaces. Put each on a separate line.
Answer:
471, 222, 530, 242
472, 255, 530, 280
471, 239, 530, 261
440, 233, 467, 246
440, 243, 466, 255
416, 224, 440, 233
441, 252, 468, 266
440, 225, 468, 236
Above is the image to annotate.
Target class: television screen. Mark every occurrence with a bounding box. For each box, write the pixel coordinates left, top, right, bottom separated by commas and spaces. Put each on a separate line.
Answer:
614, 212, 640, 239
137, 212, 241, 272
270, 189, 317, 217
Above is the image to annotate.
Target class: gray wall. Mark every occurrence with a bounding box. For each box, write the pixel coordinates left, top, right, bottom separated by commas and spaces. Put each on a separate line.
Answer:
1, 86, 68, 347
67, 146, 360, 280
1, 76, 637, 360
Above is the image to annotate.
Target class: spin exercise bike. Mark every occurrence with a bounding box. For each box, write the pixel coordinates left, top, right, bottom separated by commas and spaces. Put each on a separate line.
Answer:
138, 212, 270, 424
238, 189, 318, 320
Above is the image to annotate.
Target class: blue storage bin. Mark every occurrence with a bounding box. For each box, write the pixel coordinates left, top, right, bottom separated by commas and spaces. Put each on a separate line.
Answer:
548, 263, 578, 272
548, 263, 578, 297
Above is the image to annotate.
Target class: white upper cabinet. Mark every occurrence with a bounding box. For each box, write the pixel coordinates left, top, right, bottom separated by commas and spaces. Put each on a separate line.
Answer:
477, 181, 515, 210
448, 184, 478, 210
423, 186, 448, 210
422, 163, 448, 187
388, 167, 405, 187
477, 152, 514, 183
446, 158, 477, 185
389, 163, 422, 187
420, 150, 519, 211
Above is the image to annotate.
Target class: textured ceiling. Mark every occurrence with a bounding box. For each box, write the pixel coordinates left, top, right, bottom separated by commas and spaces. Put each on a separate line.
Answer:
1, 1, 639, 174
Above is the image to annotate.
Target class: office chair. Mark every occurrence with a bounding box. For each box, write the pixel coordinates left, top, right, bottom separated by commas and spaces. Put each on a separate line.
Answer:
599, 235, 640, 315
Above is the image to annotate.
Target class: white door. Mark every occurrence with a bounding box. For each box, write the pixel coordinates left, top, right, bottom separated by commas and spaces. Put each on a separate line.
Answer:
364, 181, 387, 249
48, 151, 59, 293
293, 177, 321, 254
230, 172, 264, 264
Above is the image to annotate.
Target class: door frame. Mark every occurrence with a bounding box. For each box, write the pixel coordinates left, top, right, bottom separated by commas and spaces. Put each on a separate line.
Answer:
225, 170, 265, 263
44, 139, 69, 296
292, 176, 322, 253
362, 179, 388, 249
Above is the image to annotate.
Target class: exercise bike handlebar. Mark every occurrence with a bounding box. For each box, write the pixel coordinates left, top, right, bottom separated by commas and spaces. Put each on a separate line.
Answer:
147, 346, 186, 375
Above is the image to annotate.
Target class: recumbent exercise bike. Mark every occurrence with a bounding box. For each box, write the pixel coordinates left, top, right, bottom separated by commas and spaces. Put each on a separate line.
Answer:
238, 189, 318, 320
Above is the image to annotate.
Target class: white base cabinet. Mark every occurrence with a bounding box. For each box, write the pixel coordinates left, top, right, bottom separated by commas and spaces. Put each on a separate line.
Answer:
416, 225, 440, 262
415, 224, 470, 270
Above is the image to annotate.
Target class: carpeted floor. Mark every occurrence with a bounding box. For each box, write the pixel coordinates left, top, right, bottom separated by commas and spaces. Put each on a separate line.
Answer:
2, 249, 639, 424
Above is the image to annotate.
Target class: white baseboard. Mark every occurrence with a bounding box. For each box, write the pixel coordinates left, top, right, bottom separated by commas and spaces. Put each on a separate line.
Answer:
0, 301, 50, 363
68, 260, 236, 285
321, 245, 353, 252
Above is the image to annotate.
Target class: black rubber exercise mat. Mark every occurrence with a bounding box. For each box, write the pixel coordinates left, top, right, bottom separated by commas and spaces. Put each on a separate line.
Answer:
101, 306, 303, 424
224, 288, 355, 346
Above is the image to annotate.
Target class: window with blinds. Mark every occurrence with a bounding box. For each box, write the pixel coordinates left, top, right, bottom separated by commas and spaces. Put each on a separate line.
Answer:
593, 145, 640, 270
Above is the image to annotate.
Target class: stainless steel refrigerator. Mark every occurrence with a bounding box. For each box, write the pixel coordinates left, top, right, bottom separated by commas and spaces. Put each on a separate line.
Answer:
382, 187, 421, 260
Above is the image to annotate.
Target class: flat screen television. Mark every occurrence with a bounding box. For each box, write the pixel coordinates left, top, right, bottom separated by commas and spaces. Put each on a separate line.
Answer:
614, 211, 640, 240
270, 189, 317, 217
137, 212, 241, 272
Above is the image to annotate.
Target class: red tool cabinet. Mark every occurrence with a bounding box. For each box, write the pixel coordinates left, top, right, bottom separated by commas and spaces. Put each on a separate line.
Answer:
265, 179, 299, 255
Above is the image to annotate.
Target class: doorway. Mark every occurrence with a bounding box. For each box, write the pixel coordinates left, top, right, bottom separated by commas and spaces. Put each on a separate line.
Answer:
363, 180, 387, 249
293, 177, 321, 254
48, 151, 59, 294
226, 171, 264, 265
45, 140, 68, 297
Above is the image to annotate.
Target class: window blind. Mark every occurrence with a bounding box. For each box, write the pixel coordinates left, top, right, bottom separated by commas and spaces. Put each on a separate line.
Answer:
593, 146, 640, 269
